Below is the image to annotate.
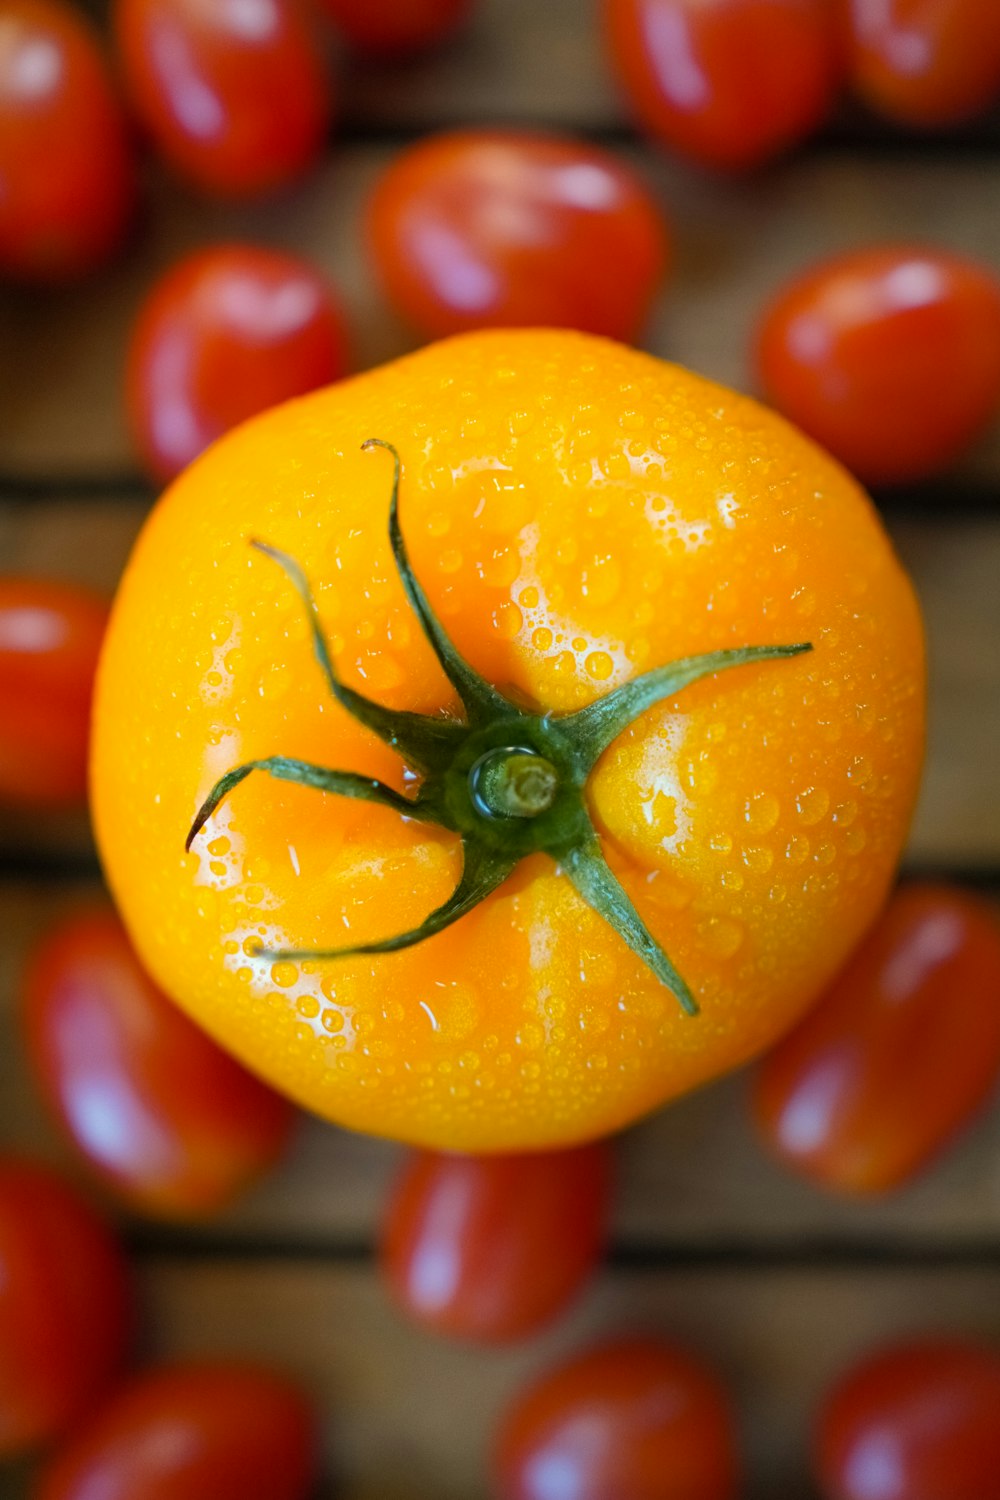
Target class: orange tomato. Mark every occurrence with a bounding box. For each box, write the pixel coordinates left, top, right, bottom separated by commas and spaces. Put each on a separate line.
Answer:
92, 330, 924, 1152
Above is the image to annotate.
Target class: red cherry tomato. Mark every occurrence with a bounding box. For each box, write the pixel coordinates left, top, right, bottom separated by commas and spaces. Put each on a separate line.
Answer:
22, 907, 296, 1219
367, 129, 670, 341
126, 244, 350, 483
0, 577, 107, 807
603, 0, 841, 171
0, 0, 133, 281
753, 884, 1000, 1194
380, 1143, 610, 1343
816, 1339, 1000, 1500
848, 0, 1000, 126
320, 0, 470, 55
0, 1159, 132, 1458
112, 0, 332, 197
494, 1337, 740, 1500
34, 1362, 319, 1500
755, 246, 1000, 485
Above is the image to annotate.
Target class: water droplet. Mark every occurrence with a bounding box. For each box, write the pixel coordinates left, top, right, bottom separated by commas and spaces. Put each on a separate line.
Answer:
271, 961, 298, 988
322, 1010, 345, 1033
744, 791, 780, 832
426, 511, 450, 538
533, 626, 553, 651
785, 835, 810, 865
709, 832, 733, 853
520, 585, 540, 609
439, 549, 463, 574
845, 827, 867, 854
586, 651, 614, 681
848, 755, 874, 786
297, 995, 319, 1019
814, 842, 836, 866
492, 602, 522, 640
742, 844, 774, 874
518, 1022, 544, 1051
697, 916, 745, 960
796, 786, 830, 825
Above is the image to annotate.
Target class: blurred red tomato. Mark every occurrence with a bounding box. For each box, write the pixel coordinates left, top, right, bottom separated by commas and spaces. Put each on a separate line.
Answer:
603, 0, 841, 171
0, 1159, 132, 1458
816, 1339, 1000, 1500
126, 244, 350, 482
380, 1144, 610, 1342
34, 1362, 319, 1500
494, 1337, 740, 1500
847, 0, 1000, 126
112, 0, 332, 196
23, 907, 296, 1218
321, 0, 470, 54
0, 0, 133, 281
367, 129, 669, 340
753, 884, 1000, 1193
0, 577, 107, 807
755, 246, 1000, 484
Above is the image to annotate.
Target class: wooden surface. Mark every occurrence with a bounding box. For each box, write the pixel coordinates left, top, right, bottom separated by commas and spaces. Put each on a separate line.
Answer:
3, 2, 1000, 1497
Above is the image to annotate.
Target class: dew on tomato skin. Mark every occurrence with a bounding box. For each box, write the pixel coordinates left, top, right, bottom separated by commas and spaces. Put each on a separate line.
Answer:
785, 836, 811, 865
744, 791, 780, 833
796, 786, 830, 825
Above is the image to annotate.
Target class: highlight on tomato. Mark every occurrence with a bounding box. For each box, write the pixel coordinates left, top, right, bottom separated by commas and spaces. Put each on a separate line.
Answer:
0, 576, 108, 807
816, 1337, 1000, 1500
847, 0, 1000, 127
0, 0, 133, 281
752, 883, 1000, 1194
320, 0, 471, 54
112, 0, 332, 197
367, 130, 670, 341
33, 1362, 320, 1500
493, 1336, 741, 1500
602, 0, 842, 171
0, 1159, 132, 1459
126, 244, 351, 484
380, 1143, 611, 1342
22, 906, 296, 1219
755, 245, 1000, 485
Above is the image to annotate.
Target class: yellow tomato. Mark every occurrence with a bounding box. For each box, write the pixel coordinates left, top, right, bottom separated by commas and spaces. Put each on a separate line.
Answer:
92, 330, 924, 1151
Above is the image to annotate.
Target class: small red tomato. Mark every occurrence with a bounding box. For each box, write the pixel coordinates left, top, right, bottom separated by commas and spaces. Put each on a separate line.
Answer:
126, 244, 350, 483
494, 1337, 740, 1500
0, 0, 132, 281
755, 246, 1000, 485
0, 1159, 132, 1458
752, 884, 1000, 1194
380, 1144, 610, 1343
320, 0, 470, 55
816, 1339, 1000, 1500
34, 1362, 319, 1500
0, 577, 107, 807
22, 907, 296, 1218
112, 0, 332, 197
603, 0, 841, 171
848, 0, 1000, 126
367, 129, 669, 341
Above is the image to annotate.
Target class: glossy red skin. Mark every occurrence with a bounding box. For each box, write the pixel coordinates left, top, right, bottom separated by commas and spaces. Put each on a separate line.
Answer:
817, 1339, 1000, 1500
603, 0, 841, 171
753, 884, 1000, 1194
0, 577, 107, 807
755, 246, 1000, 485
0, 1160, 132, 1458
494, 1337, 740, 1500
127, 244, 350, 483
0, 0, 133, 281
367, 130, 670, 341
112, 0, 332, 197
848, 0, 1000, 126
23, 908, 296, 1218
320, 0, 470, 55
34, 1363, 319, 1500
380, 1143, 610, 1342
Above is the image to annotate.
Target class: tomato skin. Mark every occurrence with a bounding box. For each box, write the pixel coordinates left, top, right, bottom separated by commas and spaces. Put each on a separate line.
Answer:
22, 907, 295, 1218
816, 1339, 1000, 1500
126, 244, 350, 483
33, 1362, 319, 1500
320, 0, 470, 54
755, 246, 1000, 486
494, 1337, 740, 1500
848, 0, 1000, 126
0, 577, 108, 808
603, 0, 841, 171
0, 0, 133, 281
367, 130, 669, 341
112, 0, 332, 197
752, 884, 1000, 1194
0, 1160, 132, 1458
380, 1144, 610, 1342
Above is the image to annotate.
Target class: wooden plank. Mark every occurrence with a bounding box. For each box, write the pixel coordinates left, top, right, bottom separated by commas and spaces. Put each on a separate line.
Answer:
3, 151, 1000, 478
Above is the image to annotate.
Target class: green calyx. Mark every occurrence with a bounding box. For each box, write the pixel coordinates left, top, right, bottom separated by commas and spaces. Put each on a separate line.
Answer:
187, 439, 812, 1017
